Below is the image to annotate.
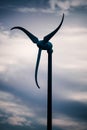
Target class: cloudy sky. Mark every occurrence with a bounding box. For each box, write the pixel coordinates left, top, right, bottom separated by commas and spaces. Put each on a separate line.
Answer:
0, 0, 87, 130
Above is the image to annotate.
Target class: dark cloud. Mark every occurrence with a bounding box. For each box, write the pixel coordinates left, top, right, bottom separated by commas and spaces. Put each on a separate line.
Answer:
0, 123, 31, 130
53, 99, 87, 121
0, 0, 49, 8
0, 0, 87, 17
0, 0, 50, 21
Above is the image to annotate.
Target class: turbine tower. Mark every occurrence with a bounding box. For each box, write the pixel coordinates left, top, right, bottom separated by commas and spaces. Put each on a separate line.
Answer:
11, 14, 64, 130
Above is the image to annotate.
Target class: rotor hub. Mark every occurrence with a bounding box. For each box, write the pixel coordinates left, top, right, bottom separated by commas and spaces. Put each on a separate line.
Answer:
37, 40, 53, 51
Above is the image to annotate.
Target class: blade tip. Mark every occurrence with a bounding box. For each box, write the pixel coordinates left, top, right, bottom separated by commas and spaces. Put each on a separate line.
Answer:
10, 27, 16, 30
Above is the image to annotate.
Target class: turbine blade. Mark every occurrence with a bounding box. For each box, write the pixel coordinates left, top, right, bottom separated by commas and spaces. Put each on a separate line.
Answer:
43, 13, 64, 43
35, 48, 42, 89
11, 26, 39, 43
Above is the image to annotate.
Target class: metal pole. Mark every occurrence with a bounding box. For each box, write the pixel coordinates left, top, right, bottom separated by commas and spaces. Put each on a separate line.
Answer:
47, 49, 53, 130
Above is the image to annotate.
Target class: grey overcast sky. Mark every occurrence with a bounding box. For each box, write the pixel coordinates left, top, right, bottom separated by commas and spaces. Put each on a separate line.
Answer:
0, 0, 87, 130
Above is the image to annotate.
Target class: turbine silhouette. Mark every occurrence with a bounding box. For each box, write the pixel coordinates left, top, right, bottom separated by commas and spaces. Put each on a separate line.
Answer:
11, 14, 64, 89
11, 14, 64, 130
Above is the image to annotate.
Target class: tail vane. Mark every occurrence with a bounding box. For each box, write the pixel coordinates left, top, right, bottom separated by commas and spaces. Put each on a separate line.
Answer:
11, 26, 39, 43
43, 14, 64, 43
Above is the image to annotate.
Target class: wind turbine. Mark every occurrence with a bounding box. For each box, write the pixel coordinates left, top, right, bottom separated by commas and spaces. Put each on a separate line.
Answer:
11, 13, 64, 130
